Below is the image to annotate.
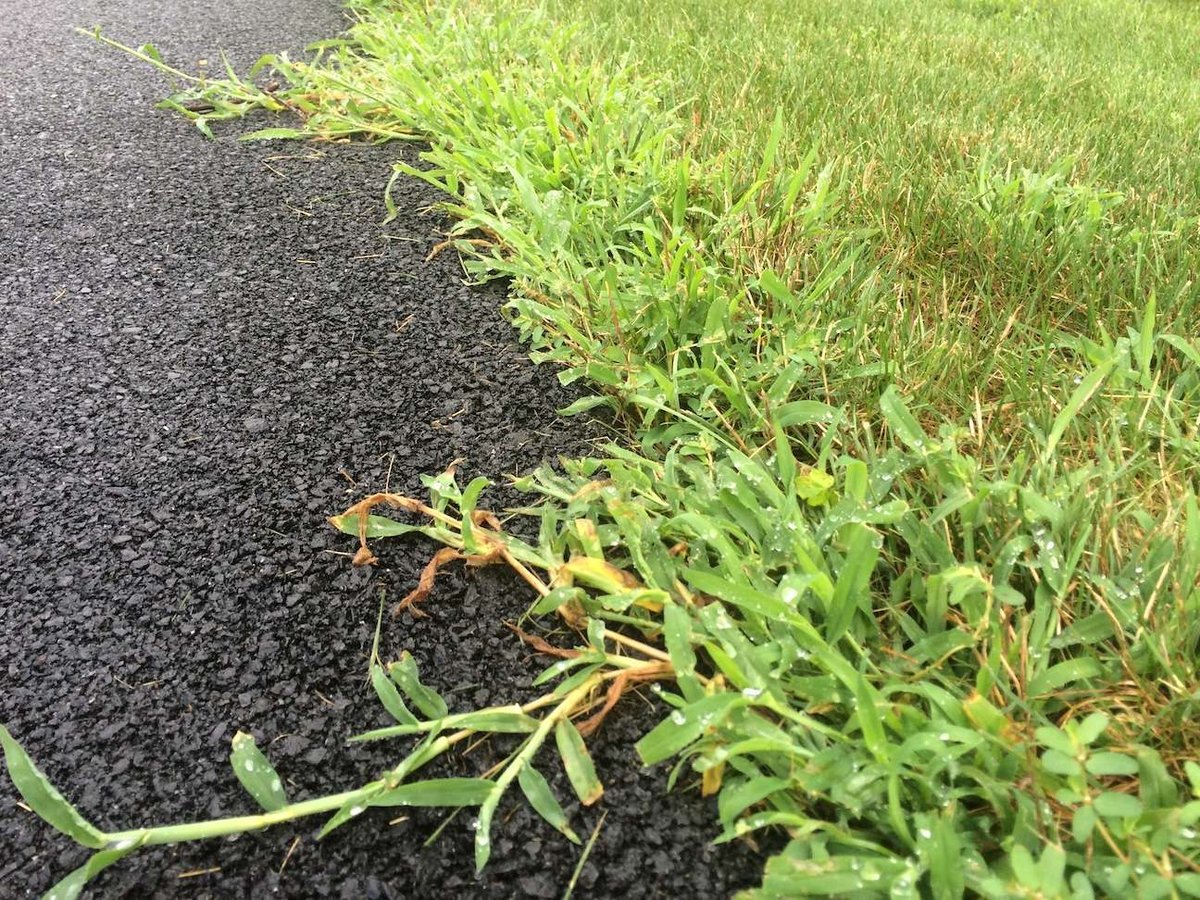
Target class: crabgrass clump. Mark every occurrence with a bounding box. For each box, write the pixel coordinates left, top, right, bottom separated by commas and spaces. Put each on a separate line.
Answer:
6, 1, 1200, 897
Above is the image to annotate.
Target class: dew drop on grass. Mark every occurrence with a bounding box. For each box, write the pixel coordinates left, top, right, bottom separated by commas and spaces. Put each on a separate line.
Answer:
918, 828, 932, 840
271, 778, 282, 793
938, 732, 950, 741
670, 710, 687, 725
243, 760, 255, 773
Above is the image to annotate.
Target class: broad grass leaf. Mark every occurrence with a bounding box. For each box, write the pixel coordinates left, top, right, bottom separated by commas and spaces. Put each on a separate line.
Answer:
683, 569, 791, 620
555, 719, 603, 805
371, 664, 418, 726
1027, 658, 1102, 697
636, 693, 743, 765
774, 400, 838, 428
758, 269, 794, 307
879, 385, 929, 451
662, 602, 697, 677
922, 812, 965, 900
451, 709, 539, 734
1043, 357, 1114, 461
717, 776, 789, 827
327, 513, 428, 540
533, 654, 598, 687
825, 523, 878, 644
474, 784, 503, 871
229, 731, 288, 812
44, 836, 147, 900
371, 778, 494, 807
531, 586, 587, 617
389, 653, 449, 720
457, 475, 491, 553
756, 842, 908, 896
0, 725, 105, 848
518, 764, 580, 843
558, 395, 613, 416
239, 127, 308, 141
848, 671, 889, 765
317, 788, 380, 839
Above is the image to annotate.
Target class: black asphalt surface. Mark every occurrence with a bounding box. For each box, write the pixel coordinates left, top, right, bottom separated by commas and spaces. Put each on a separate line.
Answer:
0, 1, 768, 897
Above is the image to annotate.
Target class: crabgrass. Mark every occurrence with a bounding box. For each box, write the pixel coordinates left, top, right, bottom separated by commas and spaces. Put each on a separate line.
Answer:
6, 1, 1200, 897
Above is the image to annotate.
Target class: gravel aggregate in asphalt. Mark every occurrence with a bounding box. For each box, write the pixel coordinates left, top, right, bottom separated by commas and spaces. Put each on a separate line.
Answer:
0, 0, 769, 896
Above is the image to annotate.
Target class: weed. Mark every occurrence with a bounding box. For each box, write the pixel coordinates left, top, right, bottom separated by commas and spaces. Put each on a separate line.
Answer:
6, 2, 1200, 897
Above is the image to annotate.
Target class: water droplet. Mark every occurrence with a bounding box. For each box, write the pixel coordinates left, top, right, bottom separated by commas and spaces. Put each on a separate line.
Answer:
271, 778, 282, 793
1044, 540, 1055, 550
938, 732, 950, 741
670, 710, 687, 725
742, 687, 764, 699
243, 760, 255, 773
1182, 828, 1197, 840
918, 828, 932, 840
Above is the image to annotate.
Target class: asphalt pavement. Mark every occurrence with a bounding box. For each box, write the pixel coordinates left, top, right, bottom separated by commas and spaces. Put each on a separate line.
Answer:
0, 1, 767, 895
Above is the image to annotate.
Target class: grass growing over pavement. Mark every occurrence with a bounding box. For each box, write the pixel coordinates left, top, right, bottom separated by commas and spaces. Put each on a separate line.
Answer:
6, 0, 1200, 896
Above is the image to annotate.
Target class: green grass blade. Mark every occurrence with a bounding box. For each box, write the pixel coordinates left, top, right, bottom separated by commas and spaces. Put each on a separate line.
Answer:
0, 725, 105, 849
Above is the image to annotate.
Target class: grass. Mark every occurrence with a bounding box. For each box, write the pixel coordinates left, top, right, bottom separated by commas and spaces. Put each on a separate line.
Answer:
5, 1, 1200, 897
550, 0, 1200, 421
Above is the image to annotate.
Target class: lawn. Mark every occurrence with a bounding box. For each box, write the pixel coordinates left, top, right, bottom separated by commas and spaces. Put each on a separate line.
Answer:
9, 0, 1200, 896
